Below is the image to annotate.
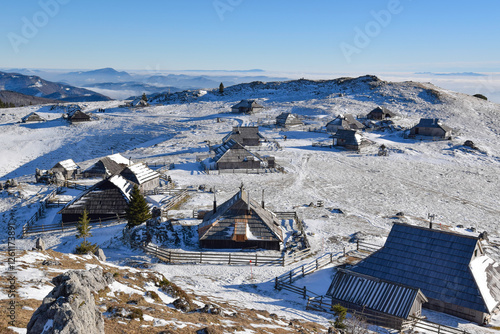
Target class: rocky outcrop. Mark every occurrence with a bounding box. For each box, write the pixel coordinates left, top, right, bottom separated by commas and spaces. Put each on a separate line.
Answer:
27, 267, 113, 334
35, 238, 46, 251
94, 248, 106, 262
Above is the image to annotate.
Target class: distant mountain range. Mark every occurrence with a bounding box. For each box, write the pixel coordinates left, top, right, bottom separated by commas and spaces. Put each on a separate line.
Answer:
0, 90, 60, 107
58, 67, 133, 86
0, 71, 111, 102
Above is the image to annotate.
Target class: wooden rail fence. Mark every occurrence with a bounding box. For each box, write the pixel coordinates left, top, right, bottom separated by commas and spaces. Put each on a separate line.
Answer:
22, 216, 126, 237
306, 295, 469, 334
142, 242, 317, 267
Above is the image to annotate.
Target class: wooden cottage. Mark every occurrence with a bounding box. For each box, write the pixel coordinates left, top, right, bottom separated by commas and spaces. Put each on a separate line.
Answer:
22, 112, 46, 123
276, 112, 303, 128
83, 153, 133, 178
326, 114, 365, 133
221, 126, 265, 147
366, 106, 397, 120
231, 100, 264, 114
331, 129, 369, 150
326, 269, 428, 330
49, 159, 80, 180
68, 109, 92, 123
119, 163, 160, 193
210, 139, 273, 170
198, 186, 283, 250
408, 118, 452, 139
58, 175, 132, 223
352, 223, 500, 324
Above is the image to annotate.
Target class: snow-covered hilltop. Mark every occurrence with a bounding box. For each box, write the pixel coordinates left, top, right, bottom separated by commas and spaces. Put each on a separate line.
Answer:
1, 75, 500, 333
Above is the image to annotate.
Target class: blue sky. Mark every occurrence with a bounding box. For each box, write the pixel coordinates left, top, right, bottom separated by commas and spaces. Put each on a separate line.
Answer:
1, 0, 500, 73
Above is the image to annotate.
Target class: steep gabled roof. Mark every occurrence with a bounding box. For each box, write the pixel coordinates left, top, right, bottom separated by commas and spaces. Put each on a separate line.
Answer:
276, 112, 303, 126
221, 126, 265, 145
231, 99, 264, 109
120, 163, 159, 185
84, 153, 132, 176
331, 129, 362, 146
213, 139, 263, 163
352, 223, 498, 313
327, 269, 427, 319
58, 175, 132, 216
199, 188, 283, 243
22, 112, 46, 122
51, 159, 79, 171
326, 114, 364, 129
368, 106, 397, 118
413, 118, 452, 132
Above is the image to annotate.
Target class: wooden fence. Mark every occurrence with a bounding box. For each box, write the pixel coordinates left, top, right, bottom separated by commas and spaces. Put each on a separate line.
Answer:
22, 216, 126, 237
275, 252, 338, 288
306, 297, 469, 334
142, 242, 319, 267
161, 189, 189, 213
20, 187, 62, 238
275, 211, 311, 249
142, 243, 283, 266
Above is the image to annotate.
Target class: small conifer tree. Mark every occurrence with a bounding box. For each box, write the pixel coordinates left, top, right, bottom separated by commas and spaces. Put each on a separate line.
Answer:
332, 303, 347, 329
126, 185, 152, 228
75, 209, 95, 254
141, 93, 148, 101
219, 82, 224, 94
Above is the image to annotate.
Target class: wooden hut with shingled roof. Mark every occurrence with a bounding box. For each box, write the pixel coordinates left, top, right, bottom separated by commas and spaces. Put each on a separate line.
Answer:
198, 186, 283, 250
351, 222, 500, 324
231, 100, 264, 114
21, 112, 46, 123
276, 112, 303, 128
119, 162, 160, 193
49, 159, 80, 180
58, 175, 132, 223
221, 126, 265, 147
326, 268, 428, 330
83, 153, 132, 178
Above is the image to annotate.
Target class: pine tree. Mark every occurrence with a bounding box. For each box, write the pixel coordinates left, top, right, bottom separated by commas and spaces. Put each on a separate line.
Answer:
75, 209, 95, 254
141, 93, 148, 101
76, 209, 92, 241
126, 185, 151, 228
219, 82, 224, 94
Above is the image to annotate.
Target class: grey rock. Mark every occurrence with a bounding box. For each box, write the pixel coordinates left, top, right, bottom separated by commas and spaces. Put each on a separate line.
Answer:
94, 248, 106, 262
173, 297, 191, 312
35, 238, 46, 251
27, 267, 114, 334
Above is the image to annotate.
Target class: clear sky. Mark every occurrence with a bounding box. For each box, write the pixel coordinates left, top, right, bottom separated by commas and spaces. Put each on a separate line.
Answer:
1, 0, 500, 74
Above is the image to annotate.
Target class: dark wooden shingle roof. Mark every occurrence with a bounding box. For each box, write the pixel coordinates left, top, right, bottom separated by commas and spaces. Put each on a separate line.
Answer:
327, 269, 427, 319
199, 188, 283, 243
352, 223, 495, 313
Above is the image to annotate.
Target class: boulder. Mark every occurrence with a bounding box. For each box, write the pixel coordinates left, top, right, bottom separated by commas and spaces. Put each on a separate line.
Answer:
27, 267, 114, 334
35, 238, 46, 251
173, 297, 191, 312
94, 248, 106, 262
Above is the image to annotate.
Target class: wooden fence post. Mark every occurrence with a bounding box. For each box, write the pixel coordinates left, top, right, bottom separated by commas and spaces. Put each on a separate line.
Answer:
303, 286, 307, 299
255, 253, 258, 266
289, 271, 292, 284
200, 252, 202, 264
282, 256, 285, 267
302, 265, 305, 277
228, 253, 231, 265
357, 240, 359, 250
275, 277, 278, 289
316, 258, 319, 270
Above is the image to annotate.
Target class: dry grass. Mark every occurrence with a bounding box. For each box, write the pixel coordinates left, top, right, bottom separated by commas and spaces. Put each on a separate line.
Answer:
0, 250, 327, 333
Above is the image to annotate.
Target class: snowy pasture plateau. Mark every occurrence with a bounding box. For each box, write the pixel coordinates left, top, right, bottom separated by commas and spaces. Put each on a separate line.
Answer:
1, 75, 500, 333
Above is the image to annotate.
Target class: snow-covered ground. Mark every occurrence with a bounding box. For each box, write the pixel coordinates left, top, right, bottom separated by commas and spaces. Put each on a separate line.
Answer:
1, 77, 500, 332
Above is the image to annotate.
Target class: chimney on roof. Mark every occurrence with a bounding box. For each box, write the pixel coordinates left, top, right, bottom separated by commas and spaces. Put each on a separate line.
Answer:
213, 189, 217, 214
261, 189, 265, 209
428, 213, 435, 229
